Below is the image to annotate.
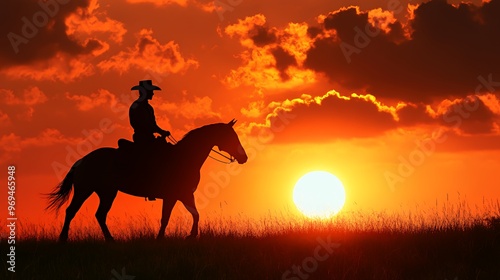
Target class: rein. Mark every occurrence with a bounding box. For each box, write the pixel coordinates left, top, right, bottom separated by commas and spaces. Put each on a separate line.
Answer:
208, 149, 235, 164
168, 134, 235, 164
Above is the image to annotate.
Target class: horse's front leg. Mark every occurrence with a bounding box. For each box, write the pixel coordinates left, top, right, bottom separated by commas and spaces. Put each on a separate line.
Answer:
181, 193, 199, 239
157, 198, 176, 239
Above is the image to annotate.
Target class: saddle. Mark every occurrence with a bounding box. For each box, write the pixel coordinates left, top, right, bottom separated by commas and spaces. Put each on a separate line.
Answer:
117, 138, 172, 153
117, 138, 173, 201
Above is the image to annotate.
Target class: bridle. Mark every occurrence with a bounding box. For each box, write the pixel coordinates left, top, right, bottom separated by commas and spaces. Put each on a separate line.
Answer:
167, 134, 235, 164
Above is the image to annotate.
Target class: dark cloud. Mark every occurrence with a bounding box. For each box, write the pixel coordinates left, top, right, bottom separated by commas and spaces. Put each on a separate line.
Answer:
271, 47, 297, 80
395, 95, 498, 135
304, 0, 500, 102
249, 91, 500, 143
397, 103, 435, 126
438, 96, 497, 135
386, 21, 405, 43
323, 7, 369, 39
307, 26, 322, 39
0, 0, 102, 68
252, 92, 398, 143
250, 25, 277, 46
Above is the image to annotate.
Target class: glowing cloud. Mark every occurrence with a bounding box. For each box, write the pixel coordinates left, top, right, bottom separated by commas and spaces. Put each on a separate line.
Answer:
223, 14, 317, 90
97, 29, 198, 76
65, 89, 119, 111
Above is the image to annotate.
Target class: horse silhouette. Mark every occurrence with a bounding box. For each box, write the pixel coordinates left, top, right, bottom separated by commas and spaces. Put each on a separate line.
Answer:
46, 120, 248, 242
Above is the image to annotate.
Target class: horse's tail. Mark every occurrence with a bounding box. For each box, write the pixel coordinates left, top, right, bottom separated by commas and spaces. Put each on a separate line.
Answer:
45, 160, 79, 214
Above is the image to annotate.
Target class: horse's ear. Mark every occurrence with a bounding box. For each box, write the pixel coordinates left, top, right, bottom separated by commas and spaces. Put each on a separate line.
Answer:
228, 119, 237, 127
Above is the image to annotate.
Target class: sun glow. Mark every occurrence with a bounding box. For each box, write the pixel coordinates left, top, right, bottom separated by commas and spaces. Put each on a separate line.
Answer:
293, 171, 346, 219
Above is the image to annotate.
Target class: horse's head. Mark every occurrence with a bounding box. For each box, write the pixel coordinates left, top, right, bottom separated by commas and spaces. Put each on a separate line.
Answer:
216, 119, 248, 164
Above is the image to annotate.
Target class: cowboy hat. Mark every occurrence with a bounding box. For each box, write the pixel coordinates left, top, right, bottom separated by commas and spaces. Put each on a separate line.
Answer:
131, 80, 161, 91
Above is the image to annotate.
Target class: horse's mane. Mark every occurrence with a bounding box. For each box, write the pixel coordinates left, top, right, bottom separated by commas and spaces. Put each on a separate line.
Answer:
177, 123, 226, 145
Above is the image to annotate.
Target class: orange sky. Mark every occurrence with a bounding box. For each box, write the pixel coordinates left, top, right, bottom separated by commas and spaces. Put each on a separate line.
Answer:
1, 0, 500, 231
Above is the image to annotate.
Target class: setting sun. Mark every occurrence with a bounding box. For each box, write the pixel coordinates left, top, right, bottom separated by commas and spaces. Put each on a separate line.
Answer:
293, 171, 346, 219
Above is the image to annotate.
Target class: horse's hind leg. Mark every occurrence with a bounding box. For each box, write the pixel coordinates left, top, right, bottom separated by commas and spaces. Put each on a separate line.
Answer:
59, 186, 93, 242
95, 190, 118, 242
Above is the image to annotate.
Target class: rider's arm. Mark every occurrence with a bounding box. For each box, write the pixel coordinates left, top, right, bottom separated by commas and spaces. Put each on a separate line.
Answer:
150, 106, 170, 137
154, 124, 170, 137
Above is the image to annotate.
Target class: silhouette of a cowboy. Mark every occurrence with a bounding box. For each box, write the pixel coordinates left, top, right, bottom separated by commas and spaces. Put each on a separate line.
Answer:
126, 80, 171, 201
129, 80, 170, 144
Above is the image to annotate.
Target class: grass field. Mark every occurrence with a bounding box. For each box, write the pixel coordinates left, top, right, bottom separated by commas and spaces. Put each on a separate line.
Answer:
2, 201, 500, 280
